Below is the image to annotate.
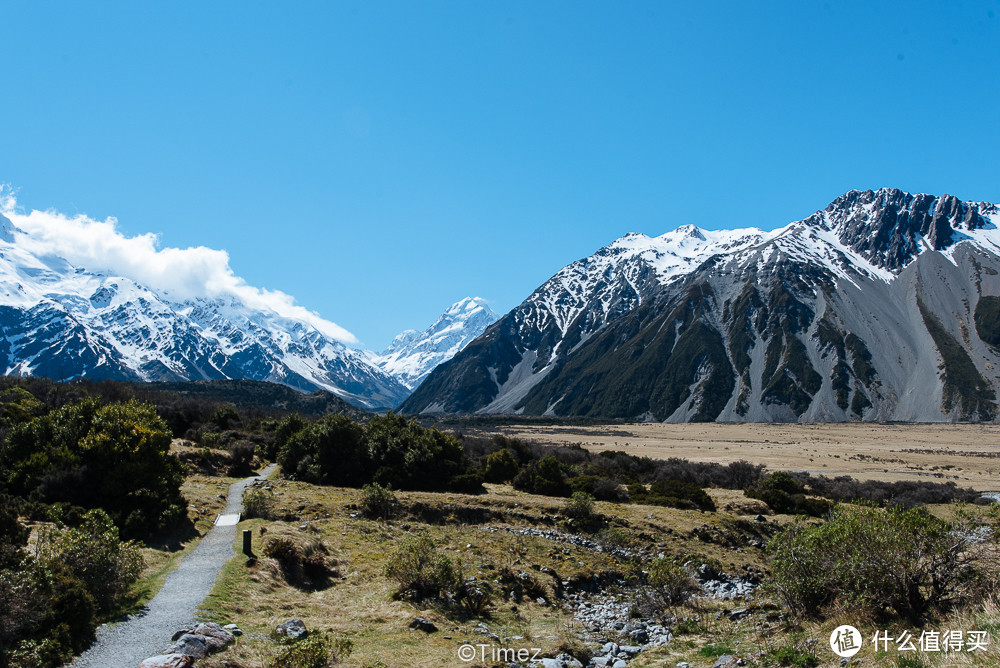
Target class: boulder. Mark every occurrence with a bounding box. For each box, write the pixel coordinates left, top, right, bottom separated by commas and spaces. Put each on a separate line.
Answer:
713, 656, 741, 668
224, 623, 244, 636
169, 634, 208, 659
193, 622, 235, 650
408, 617, 438, 633
275, 618, 308, 640
139, 655, 194, 668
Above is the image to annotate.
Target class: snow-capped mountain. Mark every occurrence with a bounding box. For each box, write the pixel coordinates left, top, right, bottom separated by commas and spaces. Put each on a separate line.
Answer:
0, 213, 409, 410
370, 297, 499, 390
401, 189, 1000, 422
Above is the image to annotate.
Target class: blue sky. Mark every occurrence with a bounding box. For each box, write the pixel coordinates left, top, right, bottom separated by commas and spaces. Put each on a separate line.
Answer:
1, 1, 998, 350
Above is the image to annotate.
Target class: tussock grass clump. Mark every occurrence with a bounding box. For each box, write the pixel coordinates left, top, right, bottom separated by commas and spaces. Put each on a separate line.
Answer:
262, 532, 339, 591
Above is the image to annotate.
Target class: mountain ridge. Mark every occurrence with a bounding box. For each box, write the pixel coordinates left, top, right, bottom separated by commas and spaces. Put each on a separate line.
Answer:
400, 188, 1000, 422
0, 212, 409, 409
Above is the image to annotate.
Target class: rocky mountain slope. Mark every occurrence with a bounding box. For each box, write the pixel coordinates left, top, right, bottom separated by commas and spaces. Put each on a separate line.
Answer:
0, 214, 408, 410
369, 297, 499, 390
401, 189, 1000, 422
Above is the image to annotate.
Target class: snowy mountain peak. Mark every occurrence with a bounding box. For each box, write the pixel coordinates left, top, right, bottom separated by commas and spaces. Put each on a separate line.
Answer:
0, 202, 408, 409
444, 296, 492, 317
402, 187, 1000, 422
372, 297, 500, 390
805, 189, 1000, 272
0, 214, 16, 243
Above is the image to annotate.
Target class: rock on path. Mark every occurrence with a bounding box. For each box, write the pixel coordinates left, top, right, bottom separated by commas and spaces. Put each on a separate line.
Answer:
68, 464, 277, 668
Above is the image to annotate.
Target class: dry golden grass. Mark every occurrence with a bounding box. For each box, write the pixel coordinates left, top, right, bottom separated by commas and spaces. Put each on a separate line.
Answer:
186, 424, 1000, 668
194, 477, 786, 667
491, 422, 1000, 490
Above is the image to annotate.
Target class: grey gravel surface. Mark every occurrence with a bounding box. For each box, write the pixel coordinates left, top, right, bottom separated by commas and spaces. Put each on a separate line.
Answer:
68, 463, 277, 668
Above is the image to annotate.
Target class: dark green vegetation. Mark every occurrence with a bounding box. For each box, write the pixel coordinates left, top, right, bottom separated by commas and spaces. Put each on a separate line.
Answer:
745, 472, 831, 517
3, 398, 186, 537
0, 507, 144, 666
974, 295, 1000, 349
0, 376, 362, 667
918, 298, 997, 420
768, 504, 995, 622
275, 412, 473, 492
273, 411, 770, 508
137, 379, 368, 421
513, 284, 738, 421
745, 470, 978, 516
628, 479, 717, 512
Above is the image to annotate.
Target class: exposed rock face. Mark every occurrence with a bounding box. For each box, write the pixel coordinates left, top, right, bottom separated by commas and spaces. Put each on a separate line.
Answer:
401, 189, 1000, 422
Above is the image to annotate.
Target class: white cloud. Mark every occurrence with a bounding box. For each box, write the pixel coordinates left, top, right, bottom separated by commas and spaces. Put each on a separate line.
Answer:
0, 191, 359, 344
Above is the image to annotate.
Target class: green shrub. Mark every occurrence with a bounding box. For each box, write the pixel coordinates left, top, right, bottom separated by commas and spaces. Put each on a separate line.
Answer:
448, 470, 486, 494
768, 504, 983, 621
270, 630, 353, 667
244, 487, 278, 520
35, 509, 144, 614
384, 536, 460, 600
277, 412, 469, 493
359, 483, 397, 519
2, 399, 187, 538
512, 456, 570, 497
227, 439, 257, 475
564, 491, 597, 523
746, 473, 831, 517
483, 448, 520, 482
761, 645, 819, 667
0, 558, 97, 667
628, 479, 716, 511
646, 557, 699, 608
674, 617, 702, 635
697, 643, 736, 658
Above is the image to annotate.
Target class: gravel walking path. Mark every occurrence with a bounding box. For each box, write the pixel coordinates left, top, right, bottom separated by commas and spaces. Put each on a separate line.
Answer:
69, 463, 277, 668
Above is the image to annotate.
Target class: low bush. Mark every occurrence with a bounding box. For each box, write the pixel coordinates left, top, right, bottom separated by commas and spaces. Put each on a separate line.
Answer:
628, 479, 716, 512
359, 483, 397, 519
34, 509, 144, 614
768, 504, 989, 621
746, 473, 831, 517
563, 491, 598, 524
483, 448, 520, 482
227, 439, 257, 475
270, 630, 353, 667
760, 645, 819, 668
647, 557, 699, 607
513, 456, 570, 497
244, 487, 278, 520
384, 536, 460, 600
